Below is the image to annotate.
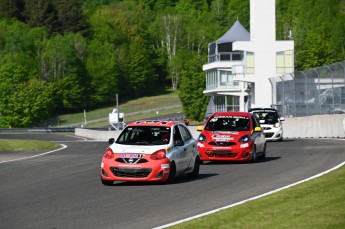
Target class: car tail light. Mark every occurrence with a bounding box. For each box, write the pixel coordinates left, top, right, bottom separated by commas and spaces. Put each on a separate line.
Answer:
104, 148, 114, 159
150, 149, 166, 160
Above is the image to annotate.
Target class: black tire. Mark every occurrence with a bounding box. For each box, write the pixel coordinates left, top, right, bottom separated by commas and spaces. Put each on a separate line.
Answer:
250, 147, 257, 163
165, 162, 176, 184
261, 142, 267, 160
101, 177, 113, 186
189, 157, 200, 178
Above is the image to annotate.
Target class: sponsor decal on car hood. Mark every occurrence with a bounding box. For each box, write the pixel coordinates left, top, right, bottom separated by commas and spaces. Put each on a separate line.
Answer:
204, 130, 251, 142
110, 144, 165, 154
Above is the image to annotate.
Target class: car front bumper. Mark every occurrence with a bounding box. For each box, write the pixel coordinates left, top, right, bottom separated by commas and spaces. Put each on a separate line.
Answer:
101, 157, 171, 182
197, 142, 254, 162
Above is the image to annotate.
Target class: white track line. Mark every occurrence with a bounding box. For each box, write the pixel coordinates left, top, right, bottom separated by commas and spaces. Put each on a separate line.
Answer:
0, 144, 67, 164
154, 160, 345, 229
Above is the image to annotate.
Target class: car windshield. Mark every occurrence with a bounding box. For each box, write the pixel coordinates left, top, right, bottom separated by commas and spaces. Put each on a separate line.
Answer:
204, 116, 250, 131
252, 111, 279, 124
116, 126, 171, 145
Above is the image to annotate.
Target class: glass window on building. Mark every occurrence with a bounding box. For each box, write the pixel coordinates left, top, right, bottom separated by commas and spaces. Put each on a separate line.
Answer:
214, 96, 226, 112
226, 95, 240, 111
220, 70, 239, 86
206, 70, 218, 90
246, 52, 254, 74
276, 50, 294, 74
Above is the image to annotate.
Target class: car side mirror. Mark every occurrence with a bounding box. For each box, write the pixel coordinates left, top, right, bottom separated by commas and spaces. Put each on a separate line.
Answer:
197, 126, 203, 131
259, 120, 265, 124
108, 138, 115, 145
279, 117, 285, 121
174, 140, 184, 146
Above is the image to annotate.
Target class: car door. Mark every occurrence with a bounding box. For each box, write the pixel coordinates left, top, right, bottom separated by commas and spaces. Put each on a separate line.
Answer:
177, 124, 195, 170
251, 114, 265, 152
173, 125, 194, 173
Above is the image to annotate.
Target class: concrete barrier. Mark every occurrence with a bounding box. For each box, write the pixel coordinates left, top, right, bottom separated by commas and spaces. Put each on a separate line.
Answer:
283, 114, 345, 139
75, 128, 121, 141
75, 125, 201, 141
75, 114, 345, 140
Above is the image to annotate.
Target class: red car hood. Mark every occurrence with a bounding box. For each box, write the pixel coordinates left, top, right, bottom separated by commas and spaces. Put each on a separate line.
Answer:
203, 130, 252, 142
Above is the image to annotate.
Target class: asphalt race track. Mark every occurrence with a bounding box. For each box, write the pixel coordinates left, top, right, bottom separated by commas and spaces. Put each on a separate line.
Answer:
1, 133, 345, 229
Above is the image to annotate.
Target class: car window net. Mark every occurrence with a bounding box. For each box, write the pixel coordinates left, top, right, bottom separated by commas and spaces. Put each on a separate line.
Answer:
253, 111, 279, 124
116, 126, 171, 145
205, 116, 250, 131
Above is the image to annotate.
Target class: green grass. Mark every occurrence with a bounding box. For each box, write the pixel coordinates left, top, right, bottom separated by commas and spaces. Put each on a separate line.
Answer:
52, 90, 181, 127
170, 165, 345, 229
0, 139, 61, 151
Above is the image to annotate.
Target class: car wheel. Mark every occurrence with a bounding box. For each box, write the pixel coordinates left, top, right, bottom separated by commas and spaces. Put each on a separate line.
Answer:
250, 147, 257, 163
165, 162, 176, 184
261, 142, 267, 160
101, 177, 113, 186
189, 156, 200, 178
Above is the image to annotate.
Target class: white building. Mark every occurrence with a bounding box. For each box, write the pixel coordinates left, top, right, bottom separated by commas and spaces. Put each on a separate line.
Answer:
202, 0, 294, 115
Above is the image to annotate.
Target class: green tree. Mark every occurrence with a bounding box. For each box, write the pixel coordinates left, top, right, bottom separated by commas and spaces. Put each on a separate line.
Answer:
0, 0, 24, 19
22, 0, 57, 34
0, 79, 54, 127
86, 39, 119, 106
179, 51, 209, 121
54, 0, 88, 35
41, 33, 88, 111
125, 41, 158, 96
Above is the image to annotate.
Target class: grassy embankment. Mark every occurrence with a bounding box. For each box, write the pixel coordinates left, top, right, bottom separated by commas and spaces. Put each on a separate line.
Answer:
0, 139, 60, 151
54, 90, 184, 127
169, 164, 345, 229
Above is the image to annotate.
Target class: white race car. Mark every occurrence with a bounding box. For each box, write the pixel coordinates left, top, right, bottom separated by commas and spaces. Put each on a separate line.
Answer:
249, 108, 285, 141
100, 120, 200, 185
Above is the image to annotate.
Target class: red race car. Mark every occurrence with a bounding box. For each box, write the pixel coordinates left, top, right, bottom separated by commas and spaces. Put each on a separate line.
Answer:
100, 120, 200, 185
197, 112, 266, 163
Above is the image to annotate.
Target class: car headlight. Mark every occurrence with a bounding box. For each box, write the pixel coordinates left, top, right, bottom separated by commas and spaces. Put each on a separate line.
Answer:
150, 149, 167, 160
274, 122, 281, 128
103, 148, 114, 159
198, 134, 207, 142
239, 134, 251, 143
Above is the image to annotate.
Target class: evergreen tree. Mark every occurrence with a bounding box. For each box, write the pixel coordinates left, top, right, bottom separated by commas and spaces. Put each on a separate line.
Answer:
22, 0, 57, 34
54, 0, 88, 35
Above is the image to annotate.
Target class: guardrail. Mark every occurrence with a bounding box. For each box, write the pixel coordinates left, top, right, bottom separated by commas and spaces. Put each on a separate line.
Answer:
0, 127, 75, 133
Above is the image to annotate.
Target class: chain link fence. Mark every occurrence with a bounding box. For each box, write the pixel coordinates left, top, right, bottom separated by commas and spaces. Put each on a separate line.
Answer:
270, 60, 345, 117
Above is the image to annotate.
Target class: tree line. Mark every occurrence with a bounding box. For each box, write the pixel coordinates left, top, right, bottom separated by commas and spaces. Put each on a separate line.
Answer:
0, 0, 344, 127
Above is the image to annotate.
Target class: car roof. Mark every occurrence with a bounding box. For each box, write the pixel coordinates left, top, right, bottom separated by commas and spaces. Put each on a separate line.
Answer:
249, 108, 278, 112
127, 120, 180, 127
210, 111, 252, 117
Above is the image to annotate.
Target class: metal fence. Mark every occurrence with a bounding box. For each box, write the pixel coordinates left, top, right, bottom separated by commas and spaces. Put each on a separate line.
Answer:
270, 60, 345, 117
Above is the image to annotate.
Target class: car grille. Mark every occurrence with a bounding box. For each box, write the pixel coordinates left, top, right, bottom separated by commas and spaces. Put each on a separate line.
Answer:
206, 150, 238, 158
264, 133, 274, 138
110, 167, 152, 178
209, 142, 236, 147
115, 158, 148, 164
